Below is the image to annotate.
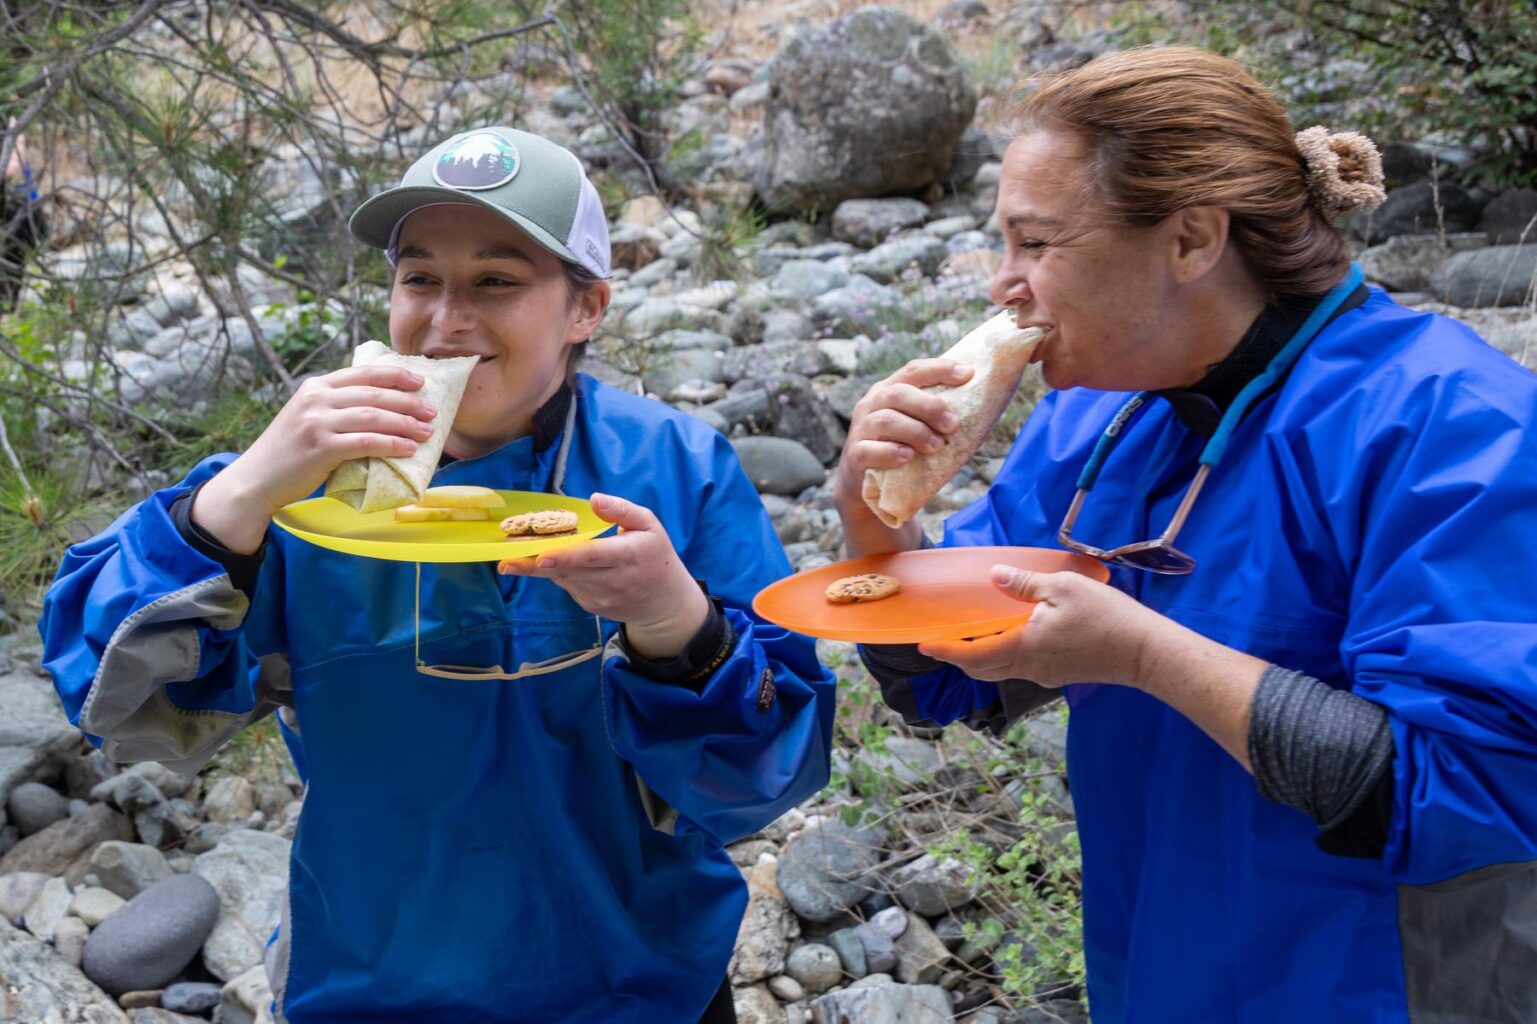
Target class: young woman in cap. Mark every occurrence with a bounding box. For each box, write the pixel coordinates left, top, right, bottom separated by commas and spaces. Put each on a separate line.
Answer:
42, 126, 834, 1023
837, 47, 1537, 1022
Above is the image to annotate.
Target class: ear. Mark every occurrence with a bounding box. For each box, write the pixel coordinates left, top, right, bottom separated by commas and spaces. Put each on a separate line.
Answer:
565, 281, 611, 345
1167, 206, 1230, 285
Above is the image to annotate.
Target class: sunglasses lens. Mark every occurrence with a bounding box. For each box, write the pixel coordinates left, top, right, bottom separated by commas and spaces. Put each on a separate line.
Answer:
1115, 546, 1196, 575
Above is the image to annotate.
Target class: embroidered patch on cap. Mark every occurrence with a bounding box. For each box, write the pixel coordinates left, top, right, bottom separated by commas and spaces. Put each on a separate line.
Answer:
433, 132, 520, 190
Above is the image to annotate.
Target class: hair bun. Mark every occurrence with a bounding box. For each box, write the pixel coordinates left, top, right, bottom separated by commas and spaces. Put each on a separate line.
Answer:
1294, 126, 1387, 215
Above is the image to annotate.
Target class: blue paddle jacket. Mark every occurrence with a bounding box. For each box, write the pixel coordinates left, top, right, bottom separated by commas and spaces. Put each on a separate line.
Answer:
894, 290, 1537, 1022
41, 374, 836, 1023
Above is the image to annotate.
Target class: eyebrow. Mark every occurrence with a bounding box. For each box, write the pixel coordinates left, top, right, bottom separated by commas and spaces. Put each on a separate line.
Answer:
1005, 213, 1065, 229
395, 243, 538, 264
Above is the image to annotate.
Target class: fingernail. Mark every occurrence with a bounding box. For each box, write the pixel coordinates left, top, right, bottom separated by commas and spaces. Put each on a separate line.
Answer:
940, 412, 959, 430
951, 363, 971, 381
423, 403, 437, 417
409, 372, 425, 385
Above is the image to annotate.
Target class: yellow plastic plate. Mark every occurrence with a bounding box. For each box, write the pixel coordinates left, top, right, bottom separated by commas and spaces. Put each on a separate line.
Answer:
272, 490, 613, 563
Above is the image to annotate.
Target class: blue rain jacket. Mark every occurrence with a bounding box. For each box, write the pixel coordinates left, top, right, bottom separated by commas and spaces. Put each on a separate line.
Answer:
41, 374, 836, 1023
901, 290, 1537, 1022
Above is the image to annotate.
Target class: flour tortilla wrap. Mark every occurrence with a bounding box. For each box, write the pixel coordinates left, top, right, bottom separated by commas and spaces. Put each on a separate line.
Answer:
324, 341, 478, 513
862, 312, 1044, 529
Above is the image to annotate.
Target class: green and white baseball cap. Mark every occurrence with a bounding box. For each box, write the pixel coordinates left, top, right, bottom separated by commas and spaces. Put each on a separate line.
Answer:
350, 126, 611, 279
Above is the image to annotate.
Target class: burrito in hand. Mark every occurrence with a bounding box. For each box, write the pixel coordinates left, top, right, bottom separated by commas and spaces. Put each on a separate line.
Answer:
862, 311, 1044, 529
324, 341, 478, 513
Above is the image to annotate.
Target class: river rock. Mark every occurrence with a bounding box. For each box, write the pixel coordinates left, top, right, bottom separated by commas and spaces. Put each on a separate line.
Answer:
88, 841, 174, 900
0, 667, 86, 814
808, 977, 951, 1023
0, 802, 135, 882
192, 829, 291, 981
1430, 245, 1537, 307
0, 870, 50, 923
731, 437, 827, 496
889, 853, 977, 915
777, 820, 884, 923
0, 916, 130, 1023
8, 781, 71, 836
755, 6, 976, 213
786, 941, 844, 994
82, 874, 220, 995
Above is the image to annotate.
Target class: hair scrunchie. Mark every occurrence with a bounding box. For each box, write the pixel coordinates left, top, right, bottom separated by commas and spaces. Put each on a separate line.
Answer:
1295, 126, 1387, 215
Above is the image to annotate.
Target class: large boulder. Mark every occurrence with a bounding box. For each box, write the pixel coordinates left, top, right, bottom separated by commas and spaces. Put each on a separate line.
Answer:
0, 666, 86, 809
755, 6, 977, 214
1353, 181, 1482, 245
1430, 245, 1537, 308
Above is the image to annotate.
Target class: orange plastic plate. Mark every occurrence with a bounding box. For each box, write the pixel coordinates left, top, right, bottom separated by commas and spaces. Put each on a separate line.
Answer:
753, 546, 1111, 643
272, 490, 614, 563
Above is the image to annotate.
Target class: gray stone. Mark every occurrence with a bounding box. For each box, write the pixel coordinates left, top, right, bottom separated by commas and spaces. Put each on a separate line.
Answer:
773, 259, 850, 300
54, 913, 90, 965
890, 854, 978, 916
1430, 245, 1537, 307
83, 873, 220, 995
832, 199, 932, 249
641, 346, 727, 397
162, 980, 224, 1013
868, 904, 910, 940
70, 886, 128, 927
944, 124, 999, 190
767, 974, 805, 1002
925, 215, 979, 239
0, 870, 50, 922
8, 781, 71, 836
809, 979, 952, 1023
724, 343, 838, 384
730, 862, 800, 985
182, 821, 234, 855
215, 964, 274, 1024
1480, 189, 1537, 246
777, 821, 884, 923
787, 941, 844, 994
854, 735, 942, 787
892, 911, 952, 985
193, 829, 291, 981
731, 437, 827, 496
756, 7, 975, 214
1354, 181, 1482, 245
828, 925, 869, 978
0, 916, 131, 1023
760, 309, 816, 344
733, 983, 788, 1024
121, 762, 194, 801
0, 667, 87, 816
89, 841, 174, 901
850, 235, 950, 283
23, 874, 74, 941
813, 275, 904, 336
129, 1010, 208, 1024
709, 389, 775, 431
855, 920, 899, 975
201, 777, 254, 825
1359, 232, 1488, 292
91, 772, 168, 815
760, 372, 849, 464
0, 802, 135, 882
654, 328, 734, 352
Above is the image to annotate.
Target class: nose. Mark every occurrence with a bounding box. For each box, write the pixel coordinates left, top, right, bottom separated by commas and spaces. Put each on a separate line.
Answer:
989, 251, 1031, 311
431, 284, 476, 335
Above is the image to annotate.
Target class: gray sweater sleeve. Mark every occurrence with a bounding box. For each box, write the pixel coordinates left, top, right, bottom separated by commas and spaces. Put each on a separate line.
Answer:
1247, 664, 1395, 831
